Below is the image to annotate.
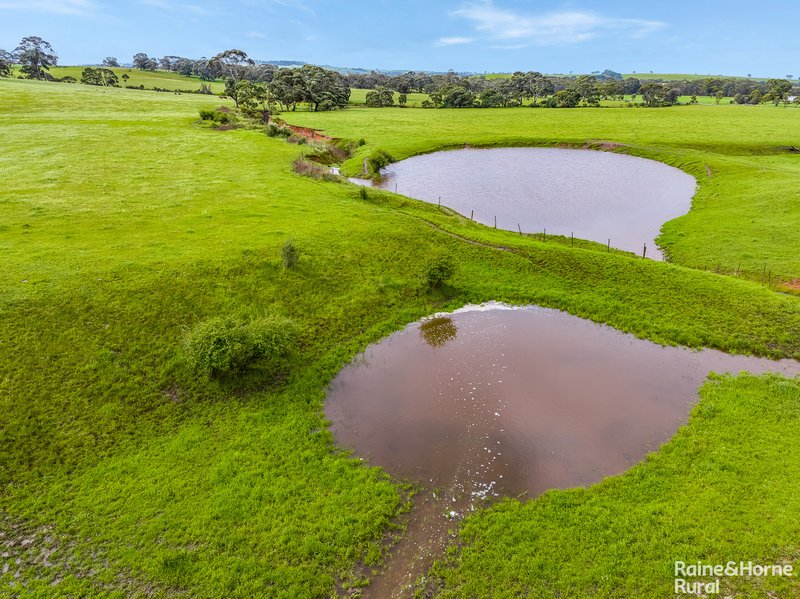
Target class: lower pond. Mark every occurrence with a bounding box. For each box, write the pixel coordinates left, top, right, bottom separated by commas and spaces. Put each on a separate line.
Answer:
325, 303, 800, 596
356, 147, 698, 259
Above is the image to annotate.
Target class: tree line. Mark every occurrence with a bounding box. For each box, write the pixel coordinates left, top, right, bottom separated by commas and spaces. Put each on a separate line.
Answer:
0, 39, 349, 112
349, 69, 799, 108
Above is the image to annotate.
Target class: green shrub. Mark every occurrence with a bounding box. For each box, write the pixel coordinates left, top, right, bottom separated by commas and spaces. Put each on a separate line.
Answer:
359, 186, 368, 201
184, 314, 297, 379
199, 108, 215, 121
266, 122, 292, 138
366, 149, 395, 176
282, 239, 300, 269
424, 255, 456, 289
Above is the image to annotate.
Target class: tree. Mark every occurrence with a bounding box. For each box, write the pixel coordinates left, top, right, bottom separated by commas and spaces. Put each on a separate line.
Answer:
102, 57, 119, 67
209, 49, 254, 84
80, 67, 119, 87
132, 53, 156, 71
0, 49, 13, 78
121, 73, 130, 85
764, 79, 792, 106
15, 36, 57, 80
639, 82, 676, 107
397, 93, 408, 108
365, 86, 394, 107
297, 64, 349, 111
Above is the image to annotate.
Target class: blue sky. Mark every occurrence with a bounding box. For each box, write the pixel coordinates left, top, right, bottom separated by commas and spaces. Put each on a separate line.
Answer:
1, 0, 798, 76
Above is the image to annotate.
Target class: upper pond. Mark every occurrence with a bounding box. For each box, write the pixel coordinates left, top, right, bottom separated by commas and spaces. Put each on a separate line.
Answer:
358, 147, 697, 259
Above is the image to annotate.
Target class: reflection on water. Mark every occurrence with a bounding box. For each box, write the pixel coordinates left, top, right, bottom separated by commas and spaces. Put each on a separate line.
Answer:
419, 317, 458, 348
355, 147, 698, 259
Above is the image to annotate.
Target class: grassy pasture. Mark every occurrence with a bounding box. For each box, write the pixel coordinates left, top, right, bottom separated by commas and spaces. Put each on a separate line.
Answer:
348, 88, 429, 107
1, 78, 800, 597
11, 65, 226, 92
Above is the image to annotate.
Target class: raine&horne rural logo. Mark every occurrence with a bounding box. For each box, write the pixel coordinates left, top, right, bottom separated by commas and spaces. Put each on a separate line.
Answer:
674, 560, 795, 595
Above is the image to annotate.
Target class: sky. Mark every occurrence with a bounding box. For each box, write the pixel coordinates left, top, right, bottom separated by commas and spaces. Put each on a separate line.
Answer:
1, 0, 799, 77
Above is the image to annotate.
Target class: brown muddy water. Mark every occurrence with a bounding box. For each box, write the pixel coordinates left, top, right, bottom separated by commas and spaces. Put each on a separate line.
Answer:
325, 303, 800, 597
354, 147, 697, 260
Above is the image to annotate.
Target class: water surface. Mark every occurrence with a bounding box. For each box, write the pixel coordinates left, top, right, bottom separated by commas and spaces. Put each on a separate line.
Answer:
357, 147, 697, 259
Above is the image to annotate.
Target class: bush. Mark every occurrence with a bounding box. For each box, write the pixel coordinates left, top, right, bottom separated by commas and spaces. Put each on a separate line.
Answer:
184, 315, 297, 379
282, 239, 300, 269
359, 186, 368, 201
266, 122, 292, 138
366, 149, 395, 176
424, 255, 456, 289
199, 108, 216, 121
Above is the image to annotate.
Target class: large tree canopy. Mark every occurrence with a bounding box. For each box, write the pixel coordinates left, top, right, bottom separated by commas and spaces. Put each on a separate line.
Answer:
14, 36, 57, 80
0, 49, 13, 78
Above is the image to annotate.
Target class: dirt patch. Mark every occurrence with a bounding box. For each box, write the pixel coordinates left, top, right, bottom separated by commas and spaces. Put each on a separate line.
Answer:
286, 124, 332, 142
781, 278, 800, 292
584, 141, 628, 152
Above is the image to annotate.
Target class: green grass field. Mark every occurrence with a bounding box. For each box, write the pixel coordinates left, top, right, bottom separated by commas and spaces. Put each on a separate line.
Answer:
11, 65, 226, 93
2, 77, 800, 597
348, 88, 430, 107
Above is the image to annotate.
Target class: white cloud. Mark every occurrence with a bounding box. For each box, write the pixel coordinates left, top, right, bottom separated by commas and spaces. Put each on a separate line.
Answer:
247, 30, 267, 39
450, 0, 666, 47
0, 0, 94, 15
436, 36, 475, 47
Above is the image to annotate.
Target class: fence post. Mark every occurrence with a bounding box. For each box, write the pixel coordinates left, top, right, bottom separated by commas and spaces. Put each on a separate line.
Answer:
607, 239, 611, 252
518, 224, 522, 235
642, 243, 647, 260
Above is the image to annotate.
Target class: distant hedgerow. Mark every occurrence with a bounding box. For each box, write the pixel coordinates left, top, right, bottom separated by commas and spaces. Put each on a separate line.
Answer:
183, 314, 297, 379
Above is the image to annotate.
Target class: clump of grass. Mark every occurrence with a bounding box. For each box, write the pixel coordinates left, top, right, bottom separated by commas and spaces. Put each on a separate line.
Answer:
424, 255, 456, 289
359, 186, 368, 201
281, 239, 300, 269
183, 314, 297, 379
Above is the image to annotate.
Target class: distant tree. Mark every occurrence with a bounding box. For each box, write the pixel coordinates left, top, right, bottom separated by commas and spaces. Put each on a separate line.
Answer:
365, 86, 394, 107
80, 67, 119, 87
571, 75, 600, 106
622, 77, 641, 95
478, 87, 506, 108
298, 64, 350, 111
15, 36, 57, 80
764, 79, 792, 106
639, 82, 677, 107
132, 53, 156, 71
102, 57, 119, 67
209, 49, 254, 84
0, 49, 13, 78
553, 88, 581, 108
715, 90, 724, 104
121, 73, 130, 85
397, 92, 407, 107
690, 95, 698, 104
441, 86, 475, 108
